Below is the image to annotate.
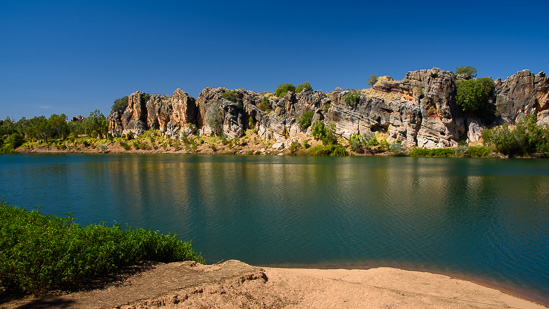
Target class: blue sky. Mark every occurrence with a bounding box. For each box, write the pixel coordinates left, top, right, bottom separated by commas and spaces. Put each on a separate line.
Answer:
1, 0, 548, 120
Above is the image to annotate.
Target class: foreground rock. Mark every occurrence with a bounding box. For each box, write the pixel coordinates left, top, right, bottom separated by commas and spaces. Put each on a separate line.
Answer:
3, 260, 545, 308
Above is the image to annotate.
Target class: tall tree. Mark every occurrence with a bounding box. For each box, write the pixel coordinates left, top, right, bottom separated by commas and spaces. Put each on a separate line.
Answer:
48, 114, 69, 140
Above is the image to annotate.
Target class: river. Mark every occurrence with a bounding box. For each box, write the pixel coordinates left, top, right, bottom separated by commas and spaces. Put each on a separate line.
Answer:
1, 154, 548, 302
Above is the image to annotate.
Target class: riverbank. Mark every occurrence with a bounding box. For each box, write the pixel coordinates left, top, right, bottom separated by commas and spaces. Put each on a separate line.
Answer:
13, 129, 506, 158
2, 260, 546, 308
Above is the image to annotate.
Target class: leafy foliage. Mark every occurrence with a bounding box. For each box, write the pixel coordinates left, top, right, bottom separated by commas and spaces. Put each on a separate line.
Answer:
83, 110, 108, 139
112, 96, 129, 112
389, 140, 406, 156
299, 144, 348, 156
298, 111, 314, 131
311, 120, 338, 145
482, 115, 549, 157
368, 74, 378, 86
455, 77, 495, 116
0, 202, 203, 295
275, 83, 296, 98
258, 97, 271, 112
456, 66, 477, 78
221, 89, 238, 102
344, 90, 361, 107
295, 81, 313, 93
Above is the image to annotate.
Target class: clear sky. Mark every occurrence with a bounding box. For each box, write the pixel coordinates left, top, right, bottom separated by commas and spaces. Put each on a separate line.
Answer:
1, 0, 548, 120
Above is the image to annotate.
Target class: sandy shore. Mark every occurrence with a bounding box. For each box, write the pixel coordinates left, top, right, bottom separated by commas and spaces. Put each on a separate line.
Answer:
2, 260, 546, 309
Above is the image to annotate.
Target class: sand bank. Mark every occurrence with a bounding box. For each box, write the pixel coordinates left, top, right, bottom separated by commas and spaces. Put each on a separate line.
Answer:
2, 260, 546, 308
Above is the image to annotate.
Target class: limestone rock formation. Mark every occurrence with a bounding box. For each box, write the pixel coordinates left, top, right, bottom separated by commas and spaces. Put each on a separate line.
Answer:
107, 68, 549, 149
495, 70, 549, 125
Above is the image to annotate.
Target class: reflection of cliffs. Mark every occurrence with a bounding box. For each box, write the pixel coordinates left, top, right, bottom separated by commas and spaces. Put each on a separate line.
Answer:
108, 68, 549, 148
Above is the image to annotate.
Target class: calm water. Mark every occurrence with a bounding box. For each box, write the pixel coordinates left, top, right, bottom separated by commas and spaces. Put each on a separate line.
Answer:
1, 154, 549, 302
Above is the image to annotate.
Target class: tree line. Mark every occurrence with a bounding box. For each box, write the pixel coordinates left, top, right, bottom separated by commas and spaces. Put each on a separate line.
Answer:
0, 110, 108, 153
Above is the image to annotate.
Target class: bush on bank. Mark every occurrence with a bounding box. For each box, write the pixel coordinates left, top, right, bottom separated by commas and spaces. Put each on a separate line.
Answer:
0, 201, 204, 295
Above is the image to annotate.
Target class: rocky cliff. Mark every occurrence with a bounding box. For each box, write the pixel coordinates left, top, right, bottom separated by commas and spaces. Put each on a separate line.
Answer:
107, 68, 548, 148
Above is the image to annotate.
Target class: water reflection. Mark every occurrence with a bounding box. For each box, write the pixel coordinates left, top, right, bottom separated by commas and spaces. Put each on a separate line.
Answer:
1, 154, 549, 300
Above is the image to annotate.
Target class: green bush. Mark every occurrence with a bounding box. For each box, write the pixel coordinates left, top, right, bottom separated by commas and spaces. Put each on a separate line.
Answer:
368, 74, 378, 86
482, 115, 549, 157
299, 144, 348, 156
467, 145, 492, 157
409, 148, 455, 157
311, 120, 326, 140
258, 97, 271, 112
455, 78, 494, 114
275, 83, 296, 98
289, 140, 301, 155
295, 81, 313, 93
221, 89, 238, 102
344, 90, 361, 107
389, 140, 406, 156
119, 141, 131, 151
0, 133, 25, 153
0, 202, 203, 295
112, 96, 129, 112
298, 111, 314, 131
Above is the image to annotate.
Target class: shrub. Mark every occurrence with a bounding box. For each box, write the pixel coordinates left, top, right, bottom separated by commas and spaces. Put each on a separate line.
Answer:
0, 133, 25, 153
389, 140, 406, 156
275, 83, 296, 98
299, 144, 348, 156
298, 111, 314, 131
141, 93, 151, 104
467, 145, 492, 157
289, 140, 301, 155
119, 141, 130, 151
295, 81, 313, 93
311, 120, 326, 140
112, 96, 129, 112
409, 148, 455, 157
455, 77, 494, 114
482, 115, 549, 157
258, 97, 271, 112
221, 89, 238, 102
344, 90, 361, 107
0, 202, 203, 295
368, 74, 378, 86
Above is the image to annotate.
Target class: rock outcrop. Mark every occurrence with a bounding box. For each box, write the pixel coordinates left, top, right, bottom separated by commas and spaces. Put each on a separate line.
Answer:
494, 70, 549, 125
107, 68, 549, 148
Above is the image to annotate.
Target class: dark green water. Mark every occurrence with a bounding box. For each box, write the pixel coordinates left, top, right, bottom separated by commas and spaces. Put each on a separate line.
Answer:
1, 154, 548, 302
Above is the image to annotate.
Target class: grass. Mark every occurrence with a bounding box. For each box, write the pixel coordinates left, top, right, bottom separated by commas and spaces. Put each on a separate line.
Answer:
409, 148, 455, 157
299, 144, 348, 156
0, 201, 204, 295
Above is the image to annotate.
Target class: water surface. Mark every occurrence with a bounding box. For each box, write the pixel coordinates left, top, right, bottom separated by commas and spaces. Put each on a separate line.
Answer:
1, 154, 548, 302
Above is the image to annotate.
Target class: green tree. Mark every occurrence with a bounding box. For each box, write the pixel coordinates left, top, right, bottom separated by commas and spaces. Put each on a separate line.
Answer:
48, 114, 69, 140
275, 83, 296, 98
112, 96, 129, 112
296, 81, 313, 93
83, 110, 107, 139
456, 66, 477, 78
27, 116, 49, 142
455, 77, 494, 114
368, 74, 378, 86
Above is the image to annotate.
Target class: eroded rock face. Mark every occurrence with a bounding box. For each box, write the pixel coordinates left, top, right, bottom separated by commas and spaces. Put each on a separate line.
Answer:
107, 68, 549, 148
495, 70, 549, 125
